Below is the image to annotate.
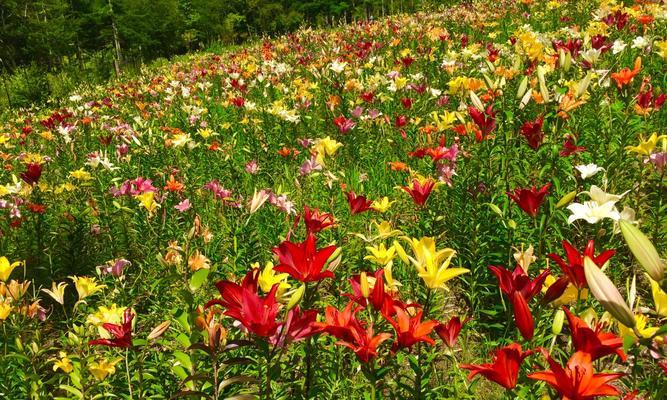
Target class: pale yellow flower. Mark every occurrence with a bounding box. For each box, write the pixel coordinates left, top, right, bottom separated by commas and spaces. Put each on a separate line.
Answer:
41, 281, 68, 305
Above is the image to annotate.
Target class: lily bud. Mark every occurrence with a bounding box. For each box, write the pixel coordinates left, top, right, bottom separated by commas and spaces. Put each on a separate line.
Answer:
537, 65, 550, 103
583, 257, 635, 328
556, 191, 576, 208
286, 284, 305, 311
469, 90, 485, 112
552, 309, 565, 335
517, 76, 528, 99
620, 220, 664, 283
148, 321, 171, 341
507, 219, 517, 230
360, 272, 370, 298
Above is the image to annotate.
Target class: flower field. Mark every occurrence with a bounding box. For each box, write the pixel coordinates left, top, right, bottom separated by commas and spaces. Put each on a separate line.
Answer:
1, 0, 666, 398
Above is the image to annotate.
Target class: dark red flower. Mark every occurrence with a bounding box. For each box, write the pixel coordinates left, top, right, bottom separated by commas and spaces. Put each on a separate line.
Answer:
507, 183, 551, 217
562, 307, 626, 362
461, 343, 532, 389
301, 206, 335, 234
468, 105, 496, 139
89, 308, 134, 348
543, 240, 615, 303
511, 291, 535, 340
435, 316, 469, 348
520, 117, 545, 150
560, 135, 586, 156
273, 233, 336, 282
528, 350, 623, 399
20, 163, 42, 185
271, 306, 319, 347
387, 307, 438, 351
489, 265, 550, 341
206, 270, 281, 337
400, 177, 437, 207
346, 191, 373, 214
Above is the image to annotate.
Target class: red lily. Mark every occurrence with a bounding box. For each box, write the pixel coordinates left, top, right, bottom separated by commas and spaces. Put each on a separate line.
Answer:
273, 233, 336, 282
20, 163, 43, 185
270, 306, 319, 347
488, 265, 550, 301
206, 271, 281, 337
337, 323, 392, 363
489, 265, 550, 341
314, 302, 363, 343
400, 177, 437, 207
346, 191, 373, 214
528, 350, 624, 399
344, 269, 418, 319
562, 307, 626, 362
387, 307, 438, 351
89, 308, 134, 348
507, 183, 552, 217
461, 343, 532, 389
301, 206, 335, 234
435, 316, 469, 348
544, 240, 615, 303
333, 115, 356, 134
468, 105, 496, 141
560, 135, 586, 157
520, 116, 545, 150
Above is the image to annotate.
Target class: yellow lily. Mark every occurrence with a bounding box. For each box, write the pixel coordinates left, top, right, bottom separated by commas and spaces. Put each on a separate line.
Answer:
313, 137, 343, 165
41, 281, 68, 305
89, 358, 122, 380
69, 168, 92, 181
0, 257, 21, 282
52, 352, 74, 373
0, 299, 12, 320
649, 276, 667, 318
364, 243, 396, 266
625, 133, 667, 156
619, 314, 660, 343
253, 262, 290, 297
371, 197, 395, 213
395, 237, 469, 290
87, 304, 128, 337
69, 276, 106, 300
135, 191, 160, 216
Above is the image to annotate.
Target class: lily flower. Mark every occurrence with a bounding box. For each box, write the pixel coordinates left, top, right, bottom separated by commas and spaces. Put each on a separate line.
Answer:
301, 206, 335, 234
562, 307, 626, 361
41, 281, 68, 305
273, 233, 336, 282
528, 350, 623, 399
519, 116, 544, 150
435, 316, 469, 348
396, 237, 468, 290
346, 191, 373, 214
461, 343, 532, 389
69, 276, 106, 300
399, 176, 438, 207
0, 257, 21, 282
89, 308, 134, 348
337, 323, 392, 363
507, 183, 551, 217
206, 271, 281, 337
364, 243, 396, 266
544, 240, 615, 303
387, 307, 438, 351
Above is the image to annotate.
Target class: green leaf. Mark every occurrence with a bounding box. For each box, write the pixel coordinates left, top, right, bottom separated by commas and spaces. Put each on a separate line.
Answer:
189, 268, 210, 291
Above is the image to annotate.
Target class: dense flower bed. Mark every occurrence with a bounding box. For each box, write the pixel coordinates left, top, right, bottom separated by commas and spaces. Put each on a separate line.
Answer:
0, 0, 665, 398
